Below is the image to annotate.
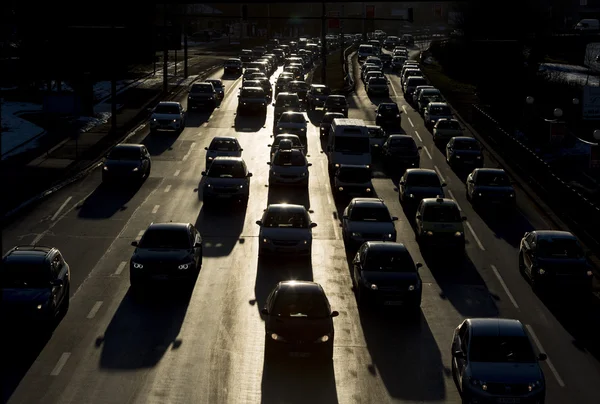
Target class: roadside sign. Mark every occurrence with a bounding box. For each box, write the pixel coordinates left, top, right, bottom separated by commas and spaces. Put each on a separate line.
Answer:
583, 85, 600, 120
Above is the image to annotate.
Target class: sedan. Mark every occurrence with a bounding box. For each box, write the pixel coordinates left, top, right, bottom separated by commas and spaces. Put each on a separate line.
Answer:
102, 143, 151, 184
381, 135, 421, 170
342, 198, 398, 249
432, 119, 464, 145
466, 168, 516, 209
201, 157, 252, 205
268, 149, 312, 187
274, 112, 308, 139
446, 136, 483, 169
320, 112, 345, 137
256, 204, 317, 257
398, 168, 446, 210
149, 101, 186, 134
375, 103, 402, 129
204, 136, 243, 169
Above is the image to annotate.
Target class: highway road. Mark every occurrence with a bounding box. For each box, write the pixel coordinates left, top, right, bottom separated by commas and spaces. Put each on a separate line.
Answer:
3, 45, 600, 404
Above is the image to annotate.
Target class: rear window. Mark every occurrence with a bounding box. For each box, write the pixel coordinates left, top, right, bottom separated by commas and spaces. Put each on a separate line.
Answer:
207, 162, 246, 178
407, 78, 427, 86
154, 104, 180, 114
359, 45, 374, 53
423, 205, 461, 222
390, 137, 416, 148
436, 120, 461, 130
274, 136, 302, 147
326, 97, 347, 106
280, 113, 305, 123
272, 151, 306, 166
241, 88, 264, 97
453, 139, 480, 150
276, 96, 300, 107
370, 78, 387, 85
191, 84, 213, 93
209, 139, 240, 151
429, 106, 451, 115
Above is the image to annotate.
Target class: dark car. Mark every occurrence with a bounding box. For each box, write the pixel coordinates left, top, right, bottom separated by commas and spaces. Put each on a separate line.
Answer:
379, 53, 392, 68
398, 168, 446, 210
205, 136, 243, 168
237, 87, 268, 115
102, 143, 151, 184
275, 74, 294, 95
323, 95, 349, 117
446, 136, 483, 169
320, 112, 345, 137
1, 245, 70, 329
451, 318, 547, 404
223, 58, 243, 75
273, 92, 302, 122
205, 79, 225, 101
306, 84, 331, 110
352, 242, 422, 311
287, 80, 310, 103
188, 82, 217, 110
334, 165, 373, 197
466, 168, 516, 209
519, 230, 593, 293
375, 103, 402, 129
262, 281, 339, 360
381, 135, 421, 169
129, 223, 203, 289
201, 157, 252, 205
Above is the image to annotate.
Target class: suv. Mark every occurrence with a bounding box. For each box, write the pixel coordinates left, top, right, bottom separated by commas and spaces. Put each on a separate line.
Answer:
273, 92, 302, 122
306, 84, 331, 110
201, 157, 252, 205
188, 82, 217, 110
375, 103, 402, 129
237, 86, 268, 115
1, 245, 71, 329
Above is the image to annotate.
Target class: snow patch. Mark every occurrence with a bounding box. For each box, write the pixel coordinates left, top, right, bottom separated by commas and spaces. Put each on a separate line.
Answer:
539, 63, 600, 86
1, 101, 45, 159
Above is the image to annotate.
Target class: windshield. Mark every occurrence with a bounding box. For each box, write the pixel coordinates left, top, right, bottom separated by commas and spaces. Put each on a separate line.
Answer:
454, 139, 480, 150
207, 162, 246, 178
289, 83, 309, 91
272, 291, 329, 318
279, 114, 305, 124
334, 137, 370, 153
191, 84, 213, 93
370, 78, 387, 85
276, 96, 300, 107
274, 136, 302, 147
337, 168, 371, 183
365, 251, 415, 272
469, 336, 537, 363
389, 137, 416, 149
379, 105, 399, 115
423, 205, 461, 222
359, 46, 374, 54
139, 229, 191, 249
207, 81, 222, 89
422, 90, 441, 98
263, 210, 309, 228
350, 206, 391, 222
368, 128, 385, 138
475, 171, 510, 186
272, 152, 306, 166
209, 139, 239, 152
108, 147, 140, 160
537, 238, 584, 259
240, 89, 264, 97
407, 78, 427, 86
1, 261, 50, 288
429, 105, 451, 115
312, 87, 330, 95
437, 120, 461, 130
326, 97, 347, 107
154, 104, 180, 114
406, 173, 441, 187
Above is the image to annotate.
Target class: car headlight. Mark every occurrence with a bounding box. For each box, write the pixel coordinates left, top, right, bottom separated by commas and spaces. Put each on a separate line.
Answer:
178, 263, 190, 270
206, 183, 211, 188
386, 233, 394, 239
476, 156, 482, 159
469, 378, 487, 390
208, 156, 214, 160
208, 97, 213, 100
370, 283, 378, 290
243, 102, 247, 105
301, 128, 306, 131
426, 231, 433, 236
301, 172, 306, 177
478, 193, 482, 197
587, 270, 593, 276
538, 268, 546, 275
239, 185, 244, 189
409, 193, 415, 198
173, 119, 177, 123
152, 118, 157, 122
455, 155, 461, 159
132, 167, 139, 172
103, 166, 109, 171
271, 333, 286, 341
315, 335, 330, 343
528, 381, 543, 391
263, 238, 270, 243
408, 285, 415, 291
335, 164, 340, 168
338, 186, 344, 191
455, 232, 463, 237
396, 114, 400, 118
133, 262, 144, 269
351, 232, 361, 237
366, 188, 371, 192
509, 193, 515, 198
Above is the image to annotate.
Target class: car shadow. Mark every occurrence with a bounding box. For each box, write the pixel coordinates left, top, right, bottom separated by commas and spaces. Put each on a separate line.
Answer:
367, 93, 394, 105
260, 354, 338, 404
76, 180, 147, 219
359, 309, 448, 401
475, 208, 535, 248
97, 286, 193, 369
306, 109, 325, 126
234, 113, 267, 132
142, 131, 180, 156
221, 73, 241, 81
267, 186, 311, 210
195, 203, 247, 257
185, 109, 213, 127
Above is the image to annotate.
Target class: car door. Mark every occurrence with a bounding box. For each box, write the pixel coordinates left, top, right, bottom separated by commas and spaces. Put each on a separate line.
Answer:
141, 147, 150, 171
446, 138, 454, 161
522, 232, 536, 273
456, 323, 470, 386
190, 225, 203, 266
399, 172, 408, 199
342, 203, 353, 235
352, 244, 368, 287
415, 201, 424, 235
50, 254, 63, 308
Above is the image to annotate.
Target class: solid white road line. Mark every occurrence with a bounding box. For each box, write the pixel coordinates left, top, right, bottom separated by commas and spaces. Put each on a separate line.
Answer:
174, 169, 181, 177
414, 130, 422, 142
50, 353, 71, 376
32, 233, 45, 245
491, 265, 519, 309
152, 205, 160, 214
525, 325, 565, 387
408, 117, 414, 127
423, 146, 432, 160
391, 83, 399, 98
51, 196, 73, 221
433, 165, 445, 183
465, 221, 485, 251
164, 185, 172, 193
447, 190, 461, 210
87, 301, 103, 319
114, 261, 127, 276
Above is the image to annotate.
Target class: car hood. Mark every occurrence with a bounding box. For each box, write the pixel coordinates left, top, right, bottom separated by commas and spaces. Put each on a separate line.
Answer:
454, 150, 482, 158
205, 177, 247, 187
362, 271, 420, 288
473, 185, 514, 195
261, 227, 312, 241
2, 288, 52, 305
267, 315, 333, 341
132, 249, 193, 264
152, 113, 181, 120
270, 165, 308, 175
536, 257, 587, 271
404, 186, 445, 198
468, 362, 544, 384
189, 92, 214, 99
206, 150, 242, 159
346, 221, 395, 234
104, 160, 142, 170
278, 122, 306, 129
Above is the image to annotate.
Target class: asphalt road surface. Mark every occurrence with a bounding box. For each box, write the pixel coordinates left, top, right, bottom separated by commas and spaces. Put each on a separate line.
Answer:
3, 46, 600, 404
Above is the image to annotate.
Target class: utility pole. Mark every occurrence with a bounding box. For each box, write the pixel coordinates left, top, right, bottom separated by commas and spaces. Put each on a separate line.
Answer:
340, 5, 344, 65
321, 2, 327, 84
183, 5, 188, 78
111, 23, 117, 135
163, 3, 169, 93
267, 4, 271, 40
362, 2, 366, 41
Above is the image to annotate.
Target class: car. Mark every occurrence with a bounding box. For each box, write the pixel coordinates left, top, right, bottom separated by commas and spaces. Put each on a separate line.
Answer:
1, 245, 70, 329
366, 125, 387, 151
267, 149, 311, 187
275, 74, 294, 95
204, 136, 243, 169
423, 102, 453, 129
446, 136, 484, 169
102, 143, 151, 184
379, 53, 392, 68
391, 56, 407, 71
242, 68, 261, 81
401, 34, 414, 46
239, 49, 253, 66
375, 103, 402, 129
262, 281, 338, 360
284, 65, 303, 81
519, 230, 593, 293
286, 80, 310, 104
237, 86, 268, 115
400, 68, 422, 87
417, 88, 443, 114
361, 65, 381, 83
129, 223, 203, 289
366, 77, 390, 96
324, 95, 349, 117
274, 111, 308, 139
415, 197, 466, 253
432, 119, 464, 145
273, 92, 302, 122
381, 135, 421, 169
411, 85, 435, 105
451, 318, 547, 404
351, 242, 423, 310
466, 168, 516, 209
205, 79, 225, 101
256, 204, 317, 257
320, 112, 345, 137
269, 134, 305, 159
223, 58, 243, 75
150, 101, 186, 134
341, 198, 399, 249
252, 46, 266, 59
201, 157, 252, 205
188, 82, 217, 110
306, 84, 331, 110
334, 164, 373, 196
244, 79, 272, 101
403, 76, 428, 99
398, 168, 446, 210
364, 56, 383, 69
358, 44, 376, 62
360, 62, 377, 74
363, 71, 386, 87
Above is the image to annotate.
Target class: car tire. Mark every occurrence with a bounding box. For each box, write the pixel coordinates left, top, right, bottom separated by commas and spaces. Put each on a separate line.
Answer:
518, 253, 526, 276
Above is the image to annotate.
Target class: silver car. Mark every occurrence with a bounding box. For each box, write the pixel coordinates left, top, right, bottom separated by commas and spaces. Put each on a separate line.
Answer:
204, 136, 242, 168
268, 149, 311, 187
341, 198, 398, 249
256, 204, 317, 257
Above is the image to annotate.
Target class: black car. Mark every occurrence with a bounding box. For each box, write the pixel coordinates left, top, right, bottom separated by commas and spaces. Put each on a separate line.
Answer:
306, 84, 331, 110
381, 135, 421, 169
323, 95, 349, 117
130, 223, 203, 289
352, 242, 422, 311
223, 58, 243, 75
188, 82, 217, 110
262, 281, 339, 360
102, 143, 151, 184
1, 245, 70, 329
201, 157, 252, 205
287, 80, 310, 103
466, 168, 516, 209
375, 103, 403, 129
446, 136, 483, 169
320, 112, 345, 137
237, 87, 268, 115
205, 79, 225, 101
379, 53, 392, 68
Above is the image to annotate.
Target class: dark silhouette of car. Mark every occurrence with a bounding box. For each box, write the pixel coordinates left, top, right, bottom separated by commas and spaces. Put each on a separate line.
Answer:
102, 143, 151, 184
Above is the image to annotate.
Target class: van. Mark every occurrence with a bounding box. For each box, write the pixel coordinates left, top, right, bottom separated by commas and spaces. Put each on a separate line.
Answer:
327, 118, 371, 172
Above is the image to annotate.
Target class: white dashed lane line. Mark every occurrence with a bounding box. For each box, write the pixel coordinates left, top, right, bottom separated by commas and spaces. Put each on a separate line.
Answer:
525, 325, 566, 387
114, 261, 127, 276
408, 117, 414, 127
87, 301, 103, 319
51, 196, 73, 221
50, 353, 71, 376
174, 169, 181, 177
465, 221, 485, 251
447, 190, 461, 210
164, 185, 172, 193
422, 146, 432, 160
152, 205, 160, 214
433, 165, 445, 183
402, 105, 407, 114
490, 265, 519, 309
414, 130, 422, 142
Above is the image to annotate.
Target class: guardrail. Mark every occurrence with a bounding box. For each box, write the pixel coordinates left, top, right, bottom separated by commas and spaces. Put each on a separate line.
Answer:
472, 105, 600, 254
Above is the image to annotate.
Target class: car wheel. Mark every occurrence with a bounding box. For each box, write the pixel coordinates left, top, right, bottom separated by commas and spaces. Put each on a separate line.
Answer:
518, 253, 526, 276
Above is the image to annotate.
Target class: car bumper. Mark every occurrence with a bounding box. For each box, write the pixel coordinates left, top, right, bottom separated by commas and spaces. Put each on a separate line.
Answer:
130, 266, 198, 284
266, 335, 333, 358
204, 188, 248, 200
361, 287, 422, 307
150, 121, 182, 131
449, 157, 483, 167
463, 385, 545, 404
269, 175, 308, 186
102, 169, 143, 182
335, 185, 373, 196
260, 241, 311, 255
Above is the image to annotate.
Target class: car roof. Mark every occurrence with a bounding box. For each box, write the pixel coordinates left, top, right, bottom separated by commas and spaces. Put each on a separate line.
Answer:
266, 204, 307, 213
467, 318, 526, 337
406, 168, 437, 176
241, 86, 264, 92
378, 103, 398, 108
275, 134, 300, 139
453, 136, 477, 142
275, 148, 304, 156
206, 79, 222, 84
146, 223, 190, 232
281, 111, 304, 117
4, 245, 53, 263
310, 84, 326, 88
324, 112, 345, 117
388, 134, 414, 141
534, 230, 576, 239
365, 241, 408, 253
277, 280, 324, 294
437, 118, 459, 123
211, 136, 238, 142
227, 58, 241, 61
212, 156, 244, 164
113, 143, 143, 150
366, 125, 383, 130
157, 101, 180, 106
289, 80, 308, 84
475, 168, 506, 176
277, 92, 298, 98
338, 164, 370, 170
351, 198, 386, 208
421, 197, 459, 207
429, 102, 449, 107
327, 95, 346, 99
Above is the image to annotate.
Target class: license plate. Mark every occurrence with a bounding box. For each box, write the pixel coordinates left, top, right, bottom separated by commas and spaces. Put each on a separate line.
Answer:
497, 399, 519, 404
217, 194, 232, 198
384, 301, 404, 306
289, 352, 310, 358
152, 275, 168, 280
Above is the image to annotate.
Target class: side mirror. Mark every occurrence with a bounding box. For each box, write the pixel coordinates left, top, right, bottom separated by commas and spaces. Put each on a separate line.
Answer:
240, 148, 244, 151
131, 241, 138, 247
261, 308, 269, 316
538, 353, 547, 361
310, 222, 318, 228
331, 310, 340, 318
416, 262, 423, 268
417, 146, 422, 150
267, 144, 272, 147
441, 183, 447, 187
462, 216, 467, 221
201, 171, 206, 176
204, 147, 208, 150
467, 179, 474, 184
416, 214, 422, 220
272, 103, 275, 106
256, 220, 262, 226
194, 241, 202, 247
247, 172, 253, 177
342, 215, 349, 220
399, 180, 405, 185
237, 95, 240, 97
307, 163, 312, 167
392, 216, 399, 221
399, 110, 403, 114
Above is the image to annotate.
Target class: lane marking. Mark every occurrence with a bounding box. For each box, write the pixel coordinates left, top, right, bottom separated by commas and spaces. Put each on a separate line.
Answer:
174, 169, 181, 177
87, 301, 103, 319
433, 165, 445, 183
391, 82, 398, 97
32, 232, 45, 245
525, 325, 565, 387
326, 189, 333, 206
50, 353, 71, 376
423, 146, 432, 160
465, 221, 485, 251
137, 230, 145, 239
408, 117, 414, 127
402, 105, 408, 114
164, 185, 172, 193
447, 190, 461, 210
414, 130, 422, 142
202, 122, 208, 128
181, 141, 197, 162
332, 220, 341, 240
152, 205, 160, 214
115, 261, 127, 275
491, 265, 519, 309
51, 196, 73, 221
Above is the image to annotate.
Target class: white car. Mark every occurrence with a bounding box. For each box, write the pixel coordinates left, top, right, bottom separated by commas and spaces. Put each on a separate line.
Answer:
341, 198, 398, 249
150, 101, 186, 134
268, 149, 311, 187
274, 111, 308, 138
256, 204, 317, 257
423, 102, 453, 129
